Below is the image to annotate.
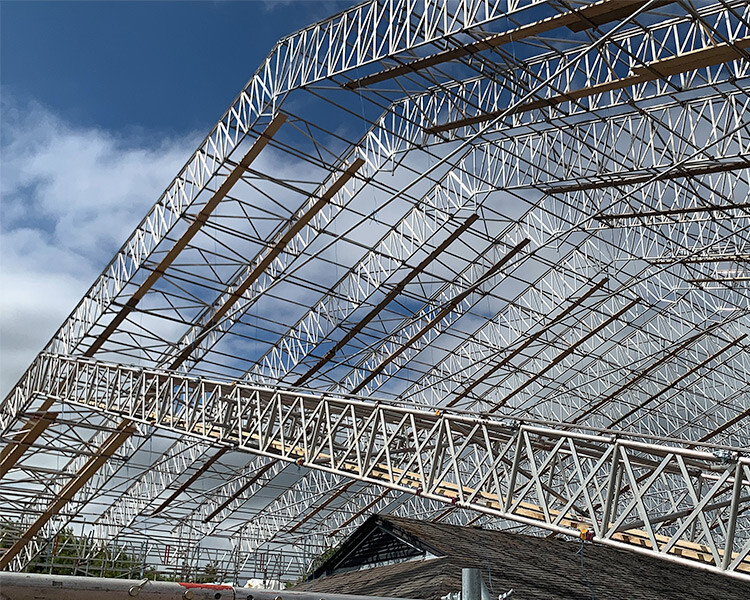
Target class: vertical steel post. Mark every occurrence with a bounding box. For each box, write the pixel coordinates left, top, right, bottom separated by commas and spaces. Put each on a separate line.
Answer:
602, 445, 620, 535
504, 428, 524, 512
688, 475, 702, 543
722, 461, 743, 570
462, 568, 483, 600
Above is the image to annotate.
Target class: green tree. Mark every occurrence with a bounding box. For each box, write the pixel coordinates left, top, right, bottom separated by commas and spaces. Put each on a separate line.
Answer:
194, 561, 220, 584
0, 519, 143, 578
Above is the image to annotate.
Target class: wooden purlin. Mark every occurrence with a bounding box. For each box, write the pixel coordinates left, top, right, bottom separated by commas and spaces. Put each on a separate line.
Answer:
295, 213, 480, 386
632, 37, 750, 78
286, 481, 356, 534
344, 0, 663, 89
1, 0, 745, 581
1, 395, 72, 476
430, 505, 457, 523
650, 254, 750, 265
698, 407, 750, 444
545, 159, 750, 195
84, 113, 287, 357
425, 37, 750, 135
0, 422, 135, 570
150, 447, 229, 516
566, 0, 674, 32
0, 412, 57, 480
448, 277, 608, 408
571, 323, 723, 425
203, 461, 277, 523
327, 489, 391, 537
689, 276, 750, 283
79, 136, 360, 532
350, 238, 530, 394
487, 297, 640, 413
169, 157, 366, 371
598, 202, 750, 221
607, 335, 748, 428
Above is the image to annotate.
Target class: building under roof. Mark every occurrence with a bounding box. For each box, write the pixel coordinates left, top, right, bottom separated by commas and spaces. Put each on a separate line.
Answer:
298, 515, 750, 600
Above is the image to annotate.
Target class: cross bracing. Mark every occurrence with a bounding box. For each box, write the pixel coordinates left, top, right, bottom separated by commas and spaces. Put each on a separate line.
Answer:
4, 353, 750, 577
1, 0, 749, 586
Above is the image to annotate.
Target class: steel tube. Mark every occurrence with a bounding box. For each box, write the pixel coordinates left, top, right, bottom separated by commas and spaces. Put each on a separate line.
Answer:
0, 573, 419, 600
461, 568, 482, 600
722, 461, 744, 570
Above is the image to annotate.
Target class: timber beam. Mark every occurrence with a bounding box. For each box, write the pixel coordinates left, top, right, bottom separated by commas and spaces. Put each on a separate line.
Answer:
85, 114, 287, 357
0, 421, 135, 570
0, 412, 58, 480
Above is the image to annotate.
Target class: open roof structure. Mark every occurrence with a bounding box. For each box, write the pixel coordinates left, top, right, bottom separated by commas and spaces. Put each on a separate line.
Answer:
1, 0, 749, 585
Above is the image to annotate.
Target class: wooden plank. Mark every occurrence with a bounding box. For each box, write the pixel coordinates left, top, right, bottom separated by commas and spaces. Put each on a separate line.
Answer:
295, 213, 479, 386
287, 481, 356, 534
567, 0, 673, 32
327, 489, 391, 537
633, 37, 750, 78
168, 157, 365, 370
571, 324, 721, 425
0, 422, 135, 570
0, 412, 58, 479
699, 407, 750, 443
57, 367, 750, 572
84, 114, 287, 357
608, 335, 747, 427
150, 447, 229, 516
449, 278, 608, 407
487, 297, 639, 413
203, 461, 277, 523
546, 158, 750, 194
345, 0, 662, 89
426, 37, 750, 135
598, 201, 750, 221
350, 238, 529, 394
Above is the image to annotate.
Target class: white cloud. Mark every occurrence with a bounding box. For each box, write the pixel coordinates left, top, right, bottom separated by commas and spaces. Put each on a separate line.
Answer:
0, 100, 198, 395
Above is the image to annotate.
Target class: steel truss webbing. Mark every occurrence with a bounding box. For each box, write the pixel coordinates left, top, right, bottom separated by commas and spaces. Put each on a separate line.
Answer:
2, 0, 749, 583
36, 0, 749, 363
39, 0, 551, 360
13, 353, 750, 579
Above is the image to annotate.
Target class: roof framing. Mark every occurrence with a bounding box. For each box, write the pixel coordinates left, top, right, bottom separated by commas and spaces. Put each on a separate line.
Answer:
1, 0, 749, 585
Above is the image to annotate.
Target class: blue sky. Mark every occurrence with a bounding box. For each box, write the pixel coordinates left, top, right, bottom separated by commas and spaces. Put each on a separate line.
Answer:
0, 0, 357, 393
1, 0, 356, 135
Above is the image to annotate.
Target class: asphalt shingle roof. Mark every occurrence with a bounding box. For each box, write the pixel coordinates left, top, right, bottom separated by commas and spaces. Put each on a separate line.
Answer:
293, 515, 750, 600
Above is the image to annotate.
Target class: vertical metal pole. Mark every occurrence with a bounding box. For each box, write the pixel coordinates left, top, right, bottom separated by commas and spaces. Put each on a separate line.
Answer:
688, 475, 702, 543
602, 445, 620, 535
504, 428, 524, 512
722, 461, 743, 570
140, 540, 147, 579
84, 535, 90, 577
235, 528, 242, 587
462, 568, 482, 600
610, 465, 623, 530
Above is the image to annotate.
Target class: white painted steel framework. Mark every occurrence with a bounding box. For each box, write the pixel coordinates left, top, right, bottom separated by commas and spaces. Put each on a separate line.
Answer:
1, 0, 749, 586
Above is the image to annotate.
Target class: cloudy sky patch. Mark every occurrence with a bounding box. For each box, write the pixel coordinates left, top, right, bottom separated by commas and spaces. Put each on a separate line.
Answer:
0, 99, 198, 393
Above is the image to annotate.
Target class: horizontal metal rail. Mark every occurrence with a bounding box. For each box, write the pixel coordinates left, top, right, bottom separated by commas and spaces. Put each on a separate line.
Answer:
0, 572, 419, 600
7, 353, 749, 580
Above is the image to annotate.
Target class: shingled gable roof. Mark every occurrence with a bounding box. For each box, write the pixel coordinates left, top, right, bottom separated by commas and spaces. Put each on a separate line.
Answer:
295, 515, 750, 600
310, 514, 444, 579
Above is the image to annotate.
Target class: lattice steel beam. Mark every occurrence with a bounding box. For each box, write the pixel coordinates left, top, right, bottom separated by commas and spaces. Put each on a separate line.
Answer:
10, 353, 749, 578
